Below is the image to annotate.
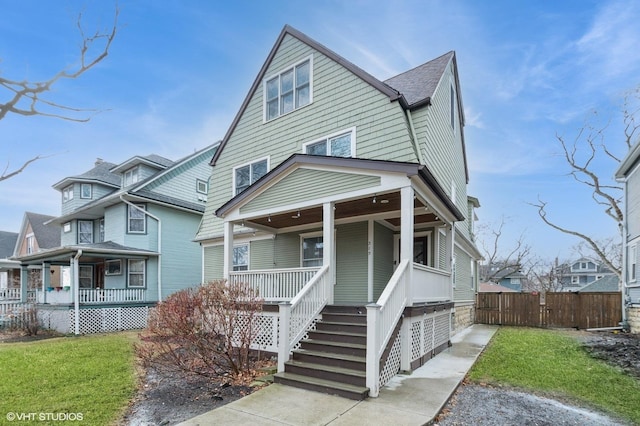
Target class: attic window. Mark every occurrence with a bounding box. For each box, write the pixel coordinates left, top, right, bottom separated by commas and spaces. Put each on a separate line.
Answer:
62, 185, 74, 202
264, 57, 312, 121
124, 166, 139, 186
303, 128, 355, 157
196, 179, 208, 194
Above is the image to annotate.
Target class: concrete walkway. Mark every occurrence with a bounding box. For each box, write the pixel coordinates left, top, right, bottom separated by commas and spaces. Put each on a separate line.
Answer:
178, 324, 498, 426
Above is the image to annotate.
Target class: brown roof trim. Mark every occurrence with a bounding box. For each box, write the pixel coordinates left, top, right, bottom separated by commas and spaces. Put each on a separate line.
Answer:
210, 25, 406, 166
215, 154, 464, 221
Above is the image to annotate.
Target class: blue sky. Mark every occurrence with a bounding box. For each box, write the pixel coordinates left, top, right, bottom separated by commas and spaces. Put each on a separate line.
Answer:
1, 0, 638, 261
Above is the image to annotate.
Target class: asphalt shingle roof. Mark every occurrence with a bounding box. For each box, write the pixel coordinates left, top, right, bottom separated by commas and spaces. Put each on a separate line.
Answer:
579, 275, 620, 292
0, 231, 18, 258
25, 212, 60, 249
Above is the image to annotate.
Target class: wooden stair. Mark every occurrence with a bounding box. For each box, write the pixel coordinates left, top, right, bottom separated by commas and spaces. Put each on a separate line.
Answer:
274, 305, 369, 400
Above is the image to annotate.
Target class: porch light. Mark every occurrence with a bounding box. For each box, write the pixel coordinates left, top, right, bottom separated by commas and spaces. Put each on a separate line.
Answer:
292, 210, 301, 219
268, 214, 271, 222
372, 195, 377, 204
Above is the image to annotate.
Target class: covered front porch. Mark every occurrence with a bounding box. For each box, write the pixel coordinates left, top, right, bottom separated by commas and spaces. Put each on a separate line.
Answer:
215, 155, 464, 397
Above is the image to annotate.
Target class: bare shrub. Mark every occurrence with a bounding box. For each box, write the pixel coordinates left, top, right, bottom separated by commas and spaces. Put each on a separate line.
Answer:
136, 280, 264, 379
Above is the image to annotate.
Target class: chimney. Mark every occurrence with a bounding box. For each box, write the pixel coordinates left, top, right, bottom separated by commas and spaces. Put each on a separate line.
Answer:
95, 158, 103, 166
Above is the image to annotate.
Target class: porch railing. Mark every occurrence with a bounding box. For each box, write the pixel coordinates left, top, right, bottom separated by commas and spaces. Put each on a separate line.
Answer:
0, 288, 21, 301
278, 265, 331, 372
229, 267, 320, 302
80, 288, 146, 304
366, 259, 409, 397
412, 263, 452, 303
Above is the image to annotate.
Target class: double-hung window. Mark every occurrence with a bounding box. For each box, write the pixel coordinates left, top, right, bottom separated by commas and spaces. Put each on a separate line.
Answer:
80, 183, 92, 199
265, 57, 312, 121
78, 220, 93, 244
124, 167, 139, 186
128, 204, 146, 233
631, 245, 637, 282
63, 185, 74, 202
233, 158, 268, 195
128, 259, 145, 287
79, 265, 93, 288
302, 236, 323, 267
303, 128, 355, 157
233, 245, 249, 271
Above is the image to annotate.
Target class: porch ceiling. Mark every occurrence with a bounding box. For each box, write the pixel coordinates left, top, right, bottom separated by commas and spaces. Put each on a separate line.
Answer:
246, 191, 439, 229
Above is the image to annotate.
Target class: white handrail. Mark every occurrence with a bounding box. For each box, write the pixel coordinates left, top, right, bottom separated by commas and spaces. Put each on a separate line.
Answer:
229, 267, 320, 301
79, 288, 146, 304
278, 265, 330, 372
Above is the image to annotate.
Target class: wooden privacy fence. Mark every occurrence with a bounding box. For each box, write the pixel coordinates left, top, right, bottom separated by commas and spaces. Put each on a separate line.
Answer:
476, 292, 622, 329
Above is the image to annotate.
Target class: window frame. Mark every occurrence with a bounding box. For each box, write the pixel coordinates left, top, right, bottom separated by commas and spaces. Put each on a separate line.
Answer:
630, 245, 637, 282
232, 244, 249, 271
300, 231, 324, 268
26, 233, 35, 255
127, 259, 146, 288
196, 179, 208, 194
571, 275, 580, 285
127, 204, 147, 234
79, 265, 94, 289
105, 259, 122, 276
232, 156, 270, 196
98, 218, 105, 243
62, 185, 74, 202
63, 222, 72, 233
263, 55, 313, 122
77, 220, 94, 244
124, 166, 139, 187
80, 183, 92, 199
302, 127, 356, 158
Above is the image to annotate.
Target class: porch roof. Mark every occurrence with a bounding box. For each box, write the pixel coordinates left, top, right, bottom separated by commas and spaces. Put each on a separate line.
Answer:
13, 241, 158, 265
215, 154, 464, 222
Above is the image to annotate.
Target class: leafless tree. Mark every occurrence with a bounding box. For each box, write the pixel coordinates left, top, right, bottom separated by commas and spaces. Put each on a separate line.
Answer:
0, 7, 119, 182
477, 216, 532, 283
525, 257, 568, 293
532, 88, 640, 281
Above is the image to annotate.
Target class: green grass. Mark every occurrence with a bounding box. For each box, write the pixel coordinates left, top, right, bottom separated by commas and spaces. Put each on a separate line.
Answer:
0, 333, 138, 425
469, 327, 640, 424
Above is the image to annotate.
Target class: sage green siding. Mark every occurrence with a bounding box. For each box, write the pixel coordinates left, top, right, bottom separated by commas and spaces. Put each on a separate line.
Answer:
197, 33, 416, 241
373, 222, 394, 301
250, 239, 275, 270
241, 169, 380, 214
274, 232, 302, 268
204, 245, 223, 282
454, 246, 474, 302
335, 222, 368, 304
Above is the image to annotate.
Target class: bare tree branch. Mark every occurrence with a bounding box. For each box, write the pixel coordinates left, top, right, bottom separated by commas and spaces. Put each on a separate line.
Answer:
0, 154, 57, 182
478, 216, 532, 283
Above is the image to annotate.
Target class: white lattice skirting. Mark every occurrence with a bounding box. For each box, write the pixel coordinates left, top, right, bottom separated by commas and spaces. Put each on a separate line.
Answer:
67, 306, 150, 334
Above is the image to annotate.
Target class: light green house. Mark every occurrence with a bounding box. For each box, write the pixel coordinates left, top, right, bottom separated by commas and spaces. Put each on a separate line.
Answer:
13, 143, 219, 334
195, 26, 481, 399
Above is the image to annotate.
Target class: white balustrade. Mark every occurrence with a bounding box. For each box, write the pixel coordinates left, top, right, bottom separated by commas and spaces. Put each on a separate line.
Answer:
0, 288, 21, 301
411, 263, 452, 303
79, 288, 146, 304
278, 265, 330, 372
229, 267, 320, 301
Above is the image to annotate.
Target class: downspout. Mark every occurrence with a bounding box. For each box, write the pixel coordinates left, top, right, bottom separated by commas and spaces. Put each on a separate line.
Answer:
616, 175, 629, 329
73, 250, 82, 335
406, 109, 425, 165
120, 195, 163, 302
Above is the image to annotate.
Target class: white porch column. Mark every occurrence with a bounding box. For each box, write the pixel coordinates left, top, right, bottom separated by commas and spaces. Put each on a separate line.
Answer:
400, 186, 414, 372
223, 221, 234, 281
447, 222, 455, 300
367, 220, 374, 303
323, 202, 335, 304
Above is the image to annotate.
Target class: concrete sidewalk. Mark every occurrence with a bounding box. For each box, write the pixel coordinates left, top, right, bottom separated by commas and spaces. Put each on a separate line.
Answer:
178, 324, 498, 426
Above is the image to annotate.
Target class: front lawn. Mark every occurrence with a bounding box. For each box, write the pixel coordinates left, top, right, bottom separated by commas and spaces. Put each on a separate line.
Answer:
0, 333, 138, 425
469, 327, 640, 424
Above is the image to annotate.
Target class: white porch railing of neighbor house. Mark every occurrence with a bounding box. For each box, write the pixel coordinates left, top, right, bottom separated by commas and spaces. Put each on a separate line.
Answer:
412, 263, 452, 303
0, 288, 21, 301
278, 265, 331, 372
229, 267, 320, 301
366, 259, 409, 397
36, 288, 146, 304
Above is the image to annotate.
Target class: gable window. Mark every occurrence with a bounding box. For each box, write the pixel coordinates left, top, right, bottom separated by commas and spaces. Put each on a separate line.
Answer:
196, 179, 208, 194
127, 259, 145, 288
303, 128, 355, 158
265, 57, 312, 121
302, 236, 323, 267
78, 220, 93, 244
124, 167, 139, 186
631, 245, 637, 282
26, 234, 35, 254
128, 204, 146, 234
63, 185, 74, 202
233, 158, 268, 195
233, 245, 249, 271
80, 183, 92, 199
79, 265, 93, 288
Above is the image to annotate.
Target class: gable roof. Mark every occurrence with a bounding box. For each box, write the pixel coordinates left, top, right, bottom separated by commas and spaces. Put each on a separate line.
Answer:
52, 160, 120, 190
578, 275, 620, 292
110, 154, 174, 174
384, 51, 454, 109
615, 139, 640, 178
0, 231, 18, 258
14, 212, 60, 256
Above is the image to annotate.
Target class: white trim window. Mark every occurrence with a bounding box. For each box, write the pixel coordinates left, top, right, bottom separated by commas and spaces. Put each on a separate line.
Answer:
233, 244, 249, 271
80, 183, 92, 199
571, 275, 580, 285
631, 245, 637, 282
196, 179, 208, 194
63, 185, 74, 202
63, 222, 72, 233
127, 259, 146, 288
302, 235, 323, 267
79, 265, 94, 289
303, 128, 356, 158
26, 234, 35, 254
124, 166, 139, 186
264, 56, 312, 121
233, 158, 268, 195
78, 220, 94, 244
128, 204, 146, 234
98, 218, 105, 243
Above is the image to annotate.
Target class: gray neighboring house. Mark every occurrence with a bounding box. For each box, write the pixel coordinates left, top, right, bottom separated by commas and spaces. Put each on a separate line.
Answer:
616, 140, 640, 333
0, 231, 19, 292
556, 257, 616, 291
577, 275, 620, 293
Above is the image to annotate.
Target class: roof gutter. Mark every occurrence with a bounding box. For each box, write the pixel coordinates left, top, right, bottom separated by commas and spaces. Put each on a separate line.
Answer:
120, 195, 163, 302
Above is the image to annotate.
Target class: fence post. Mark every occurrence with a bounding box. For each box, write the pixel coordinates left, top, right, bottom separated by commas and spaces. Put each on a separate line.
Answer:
366, 303, 381, 397
278, 302, 291, 373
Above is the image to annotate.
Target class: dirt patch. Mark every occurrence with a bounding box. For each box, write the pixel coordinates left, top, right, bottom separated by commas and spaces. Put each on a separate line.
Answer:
579, 330, 640, 379
0, 330, 63, 343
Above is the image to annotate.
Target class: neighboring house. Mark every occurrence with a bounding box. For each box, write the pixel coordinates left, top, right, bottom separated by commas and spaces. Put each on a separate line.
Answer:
556, 258, 616, 291
0, 231, 19, 293
195, 25, 482, 398
12, 144, 218, 334
577, 275, 620, 293
616, 140, 640, 333
478, 282, 517, 293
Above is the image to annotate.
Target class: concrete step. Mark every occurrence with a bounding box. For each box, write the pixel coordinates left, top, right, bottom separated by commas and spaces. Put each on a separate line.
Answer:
273, 372, 369, 400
